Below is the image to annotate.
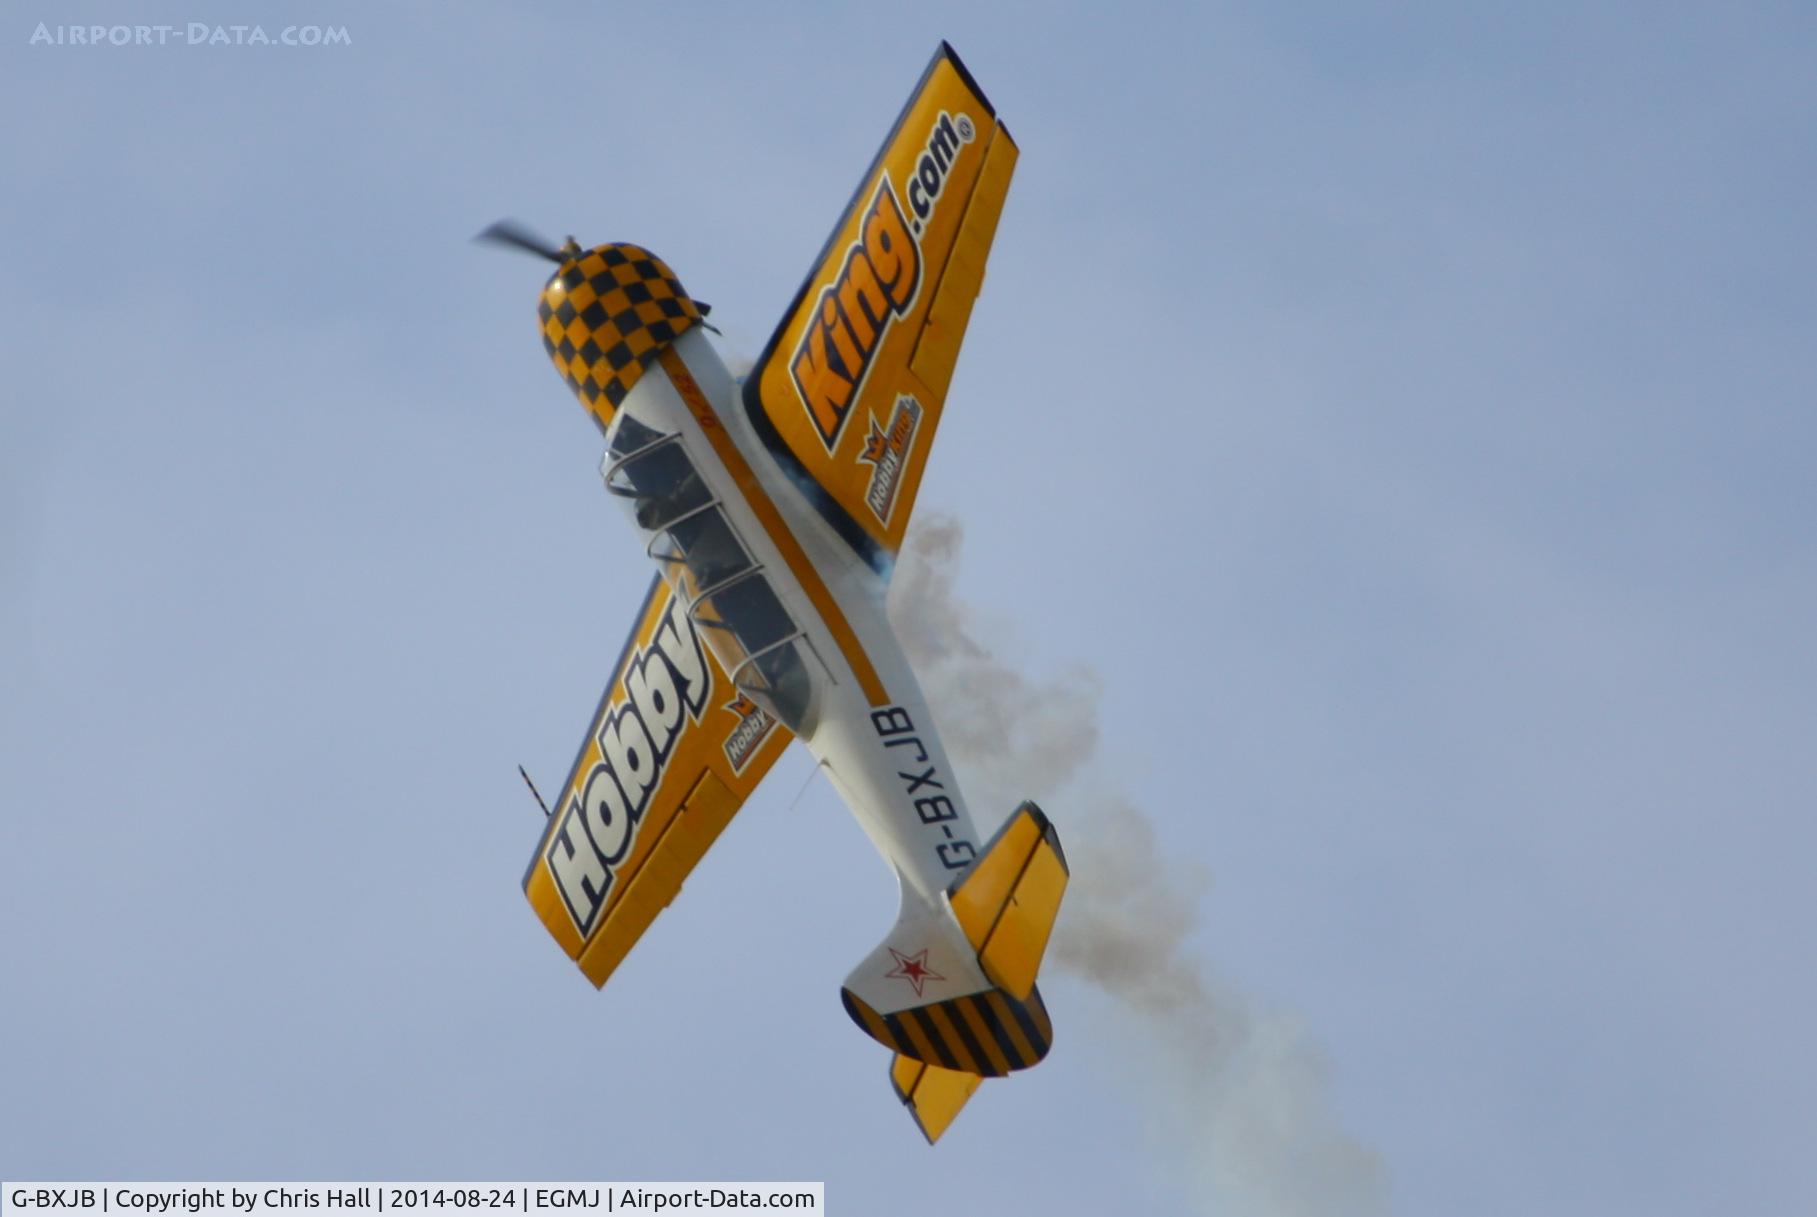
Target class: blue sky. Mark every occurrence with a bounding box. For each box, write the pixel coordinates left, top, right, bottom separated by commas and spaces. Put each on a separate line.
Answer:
4, 2, 1814, 1214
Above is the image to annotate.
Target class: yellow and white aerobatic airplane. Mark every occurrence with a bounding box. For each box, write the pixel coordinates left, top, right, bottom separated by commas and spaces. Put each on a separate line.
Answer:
486, 43, 1067, 1144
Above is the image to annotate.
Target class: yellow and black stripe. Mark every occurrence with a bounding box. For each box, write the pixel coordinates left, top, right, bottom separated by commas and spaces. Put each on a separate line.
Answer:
658, 348, 891, 706
841, 983, 1053, 1077
538, 243, 703, 429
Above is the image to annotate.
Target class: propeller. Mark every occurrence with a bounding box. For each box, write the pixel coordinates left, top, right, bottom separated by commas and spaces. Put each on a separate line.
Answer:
473, 219, 575, 264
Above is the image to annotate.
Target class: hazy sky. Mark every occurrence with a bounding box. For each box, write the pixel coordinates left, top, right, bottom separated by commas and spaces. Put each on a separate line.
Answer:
4, 2, 1814, 1214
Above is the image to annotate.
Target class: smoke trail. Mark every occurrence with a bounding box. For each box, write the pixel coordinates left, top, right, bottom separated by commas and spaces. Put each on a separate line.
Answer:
889, 513, 1387, 1217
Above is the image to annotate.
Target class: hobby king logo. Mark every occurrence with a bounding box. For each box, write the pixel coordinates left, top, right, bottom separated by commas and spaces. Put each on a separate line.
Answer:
859, 393, 923, 524
721, 694, 779, 774
790, 110, 975, 452
545, 594, 711, 933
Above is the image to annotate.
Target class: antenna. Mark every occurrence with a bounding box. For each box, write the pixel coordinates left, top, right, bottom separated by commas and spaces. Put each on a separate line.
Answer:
518, 764, 552, 817
787, 756, 827, 814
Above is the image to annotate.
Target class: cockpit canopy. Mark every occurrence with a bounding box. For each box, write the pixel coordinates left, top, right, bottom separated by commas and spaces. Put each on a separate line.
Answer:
603, 415, 817, 734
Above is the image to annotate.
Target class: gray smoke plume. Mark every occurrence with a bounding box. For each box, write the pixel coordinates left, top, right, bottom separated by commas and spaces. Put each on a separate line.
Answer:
889, 514, 1388, 1217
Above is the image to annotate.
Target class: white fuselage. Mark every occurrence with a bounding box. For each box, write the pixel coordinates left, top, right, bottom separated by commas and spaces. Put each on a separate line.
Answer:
600, 330, 988, 1002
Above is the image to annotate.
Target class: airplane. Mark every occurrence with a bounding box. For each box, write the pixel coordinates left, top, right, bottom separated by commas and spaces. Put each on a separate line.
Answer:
484, 42, 1067, 1144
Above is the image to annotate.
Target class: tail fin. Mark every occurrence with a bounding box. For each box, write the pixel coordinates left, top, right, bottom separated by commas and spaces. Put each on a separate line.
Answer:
890, 1055, 984, 1144
839, 801, 1068, 1082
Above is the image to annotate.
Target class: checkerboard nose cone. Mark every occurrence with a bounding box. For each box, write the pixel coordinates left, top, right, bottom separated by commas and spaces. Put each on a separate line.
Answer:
535, 242, 706, 429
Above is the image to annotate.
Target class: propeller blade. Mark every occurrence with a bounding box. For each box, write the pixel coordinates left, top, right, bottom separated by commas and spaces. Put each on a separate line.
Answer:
474, 220, 567, 263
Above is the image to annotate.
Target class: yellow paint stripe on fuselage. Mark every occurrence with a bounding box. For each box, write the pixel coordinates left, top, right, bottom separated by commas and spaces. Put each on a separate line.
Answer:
658, 345, 889, 705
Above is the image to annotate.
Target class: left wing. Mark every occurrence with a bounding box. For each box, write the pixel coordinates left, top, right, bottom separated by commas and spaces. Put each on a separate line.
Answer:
741, 42, 1018, 576
523, 575, 792, 986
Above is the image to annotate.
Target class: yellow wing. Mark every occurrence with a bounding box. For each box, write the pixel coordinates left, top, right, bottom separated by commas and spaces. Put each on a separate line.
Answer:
742, 42, 1018, 575
523, 575, 792, 986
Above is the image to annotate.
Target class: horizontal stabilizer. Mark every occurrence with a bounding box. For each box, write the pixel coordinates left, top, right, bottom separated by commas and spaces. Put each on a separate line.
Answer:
890, 1054, 983, 1144
947, 801, 1068, 1000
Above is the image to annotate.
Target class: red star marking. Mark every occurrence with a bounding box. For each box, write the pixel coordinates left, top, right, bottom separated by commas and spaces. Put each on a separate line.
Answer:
885, 947, 943, 997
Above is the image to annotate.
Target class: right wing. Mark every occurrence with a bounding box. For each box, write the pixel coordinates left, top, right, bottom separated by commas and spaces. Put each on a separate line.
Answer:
741, 42, 1018, 576
523, 575, 793, 986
